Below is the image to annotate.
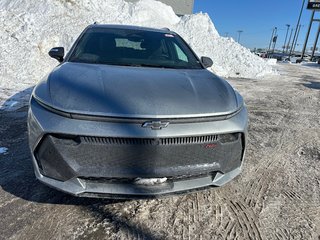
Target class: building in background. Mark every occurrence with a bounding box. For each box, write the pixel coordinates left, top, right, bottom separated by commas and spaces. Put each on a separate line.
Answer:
125, 0, 194, 15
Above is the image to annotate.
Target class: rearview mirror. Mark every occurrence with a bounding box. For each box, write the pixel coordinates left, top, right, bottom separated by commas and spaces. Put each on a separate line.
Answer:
201, 56, 213, 68
49, 47, 64, 62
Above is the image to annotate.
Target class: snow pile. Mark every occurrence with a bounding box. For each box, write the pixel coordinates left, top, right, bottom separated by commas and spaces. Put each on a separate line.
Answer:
0, 0, 276, 102
266, 58, 278, 66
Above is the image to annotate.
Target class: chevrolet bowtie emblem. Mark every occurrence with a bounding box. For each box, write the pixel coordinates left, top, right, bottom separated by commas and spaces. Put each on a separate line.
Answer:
142, 121, 170, 130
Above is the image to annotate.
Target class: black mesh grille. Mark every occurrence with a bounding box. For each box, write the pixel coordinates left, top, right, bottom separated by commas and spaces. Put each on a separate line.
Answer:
35, 133, 243, 181
81, 135, 219, 146
81, 136, 154, 145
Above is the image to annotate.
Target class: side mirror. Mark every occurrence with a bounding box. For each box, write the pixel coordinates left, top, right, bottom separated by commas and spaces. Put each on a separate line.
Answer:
201, 56, 213, 68
49, 47, 64, 62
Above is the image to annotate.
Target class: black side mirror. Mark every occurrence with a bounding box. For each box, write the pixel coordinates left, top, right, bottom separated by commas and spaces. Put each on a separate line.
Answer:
49, 47, 64, 62
201, 56, 213, 68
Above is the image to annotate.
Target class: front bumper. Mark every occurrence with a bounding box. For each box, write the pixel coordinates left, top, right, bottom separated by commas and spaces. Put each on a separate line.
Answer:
28, 98, 248, 198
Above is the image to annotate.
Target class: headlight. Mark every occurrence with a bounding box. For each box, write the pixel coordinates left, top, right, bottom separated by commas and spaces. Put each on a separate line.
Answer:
234, 90, 245, 109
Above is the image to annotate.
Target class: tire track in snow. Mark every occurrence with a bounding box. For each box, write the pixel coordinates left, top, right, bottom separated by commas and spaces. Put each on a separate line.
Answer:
226, 199, 262, 240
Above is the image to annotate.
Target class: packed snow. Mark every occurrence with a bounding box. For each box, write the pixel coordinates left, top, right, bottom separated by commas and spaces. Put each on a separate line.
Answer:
0, 0, 276, 108
301, 62, 320, 69
266, 58, 278, 66
134, 177, 168, 185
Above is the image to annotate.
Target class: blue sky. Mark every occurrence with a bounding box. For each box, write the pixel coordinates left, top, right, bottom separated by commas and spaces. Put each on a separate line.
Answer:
193, 0, 320, 51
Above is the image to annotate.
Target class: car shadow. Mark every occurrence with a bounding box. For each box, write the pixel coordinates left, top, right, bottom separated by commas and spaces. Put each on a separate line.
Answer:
0, 87, 34, 111
0, 87, 117, 204
302, 81, 320, 90
298, 75, 320, 91
0, 87, 165, 239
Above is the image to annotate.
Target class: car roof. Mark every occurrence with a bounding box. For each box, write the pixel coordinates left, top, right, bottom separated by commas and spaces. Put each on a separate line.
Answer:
87, 24, 175, 34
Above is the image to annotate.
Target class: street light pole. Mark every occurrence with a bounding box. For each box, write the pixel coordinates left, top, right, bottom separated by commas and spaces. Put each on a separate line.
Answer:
289, 0, 306, 57
301, 10, 316, 60
237, 30, 243, 43
272, 28, 278, 54
286, 28, 294, 53
311, 23, 320, 59
283, 24, 290, 53
292, 24, 302, 54
268, 27, 276, 53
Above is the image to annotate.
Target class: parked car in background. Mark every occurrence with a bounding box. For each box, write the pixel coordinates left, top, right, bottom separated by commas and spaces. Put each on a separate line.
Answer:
310, 55, 320, 63
285, 54, 310, 63
267, 52, 287, 61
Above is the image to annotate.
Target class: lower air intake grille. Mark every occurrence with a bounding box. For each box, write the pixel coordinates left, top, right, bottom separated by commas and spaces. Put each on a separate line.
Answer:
35, 133, 243, 180
81, 135, 219, 146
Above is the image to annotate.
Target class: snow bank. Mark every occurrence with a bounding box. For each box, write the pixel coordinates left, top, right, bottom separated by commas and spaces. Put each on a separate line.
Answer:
266, 58, 278, 66
0, 0, 276, 103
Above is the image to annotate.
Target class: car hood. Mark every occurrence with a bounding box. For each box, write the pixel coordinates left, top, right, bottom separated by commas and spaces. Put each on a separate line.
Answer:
34, 62, 240, 118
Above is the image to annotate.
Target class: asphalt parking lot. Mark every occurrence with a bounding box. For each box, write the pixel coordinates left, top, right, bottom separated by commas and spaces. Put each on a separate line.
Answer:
0, 63, 319, 240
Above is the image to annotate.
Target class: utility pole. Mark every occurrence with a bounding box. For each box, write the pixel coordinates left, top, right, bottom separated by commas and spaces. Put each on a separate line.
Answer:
292, 24, 302, 54
283, 24, 290, 53
272, 28, 278, 54
237, 30, 243, 43
289, 0, 306, 57
311, 23, 320, 59
268, 27, 277, 54
286, 28, 294, 53
301, 10, 315, 60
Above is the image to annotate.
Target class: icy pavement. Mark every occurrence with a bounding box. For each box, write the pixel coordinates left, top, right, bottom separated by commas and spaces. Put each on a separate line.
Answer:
0, 63, 319, 240
301, 62, 320, 69
0, 87, 33, 111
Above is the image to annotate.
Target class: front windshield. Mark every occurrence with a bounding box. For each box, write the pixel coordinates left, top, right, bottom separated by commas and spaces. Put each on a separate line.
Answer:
68, 27, 203, 69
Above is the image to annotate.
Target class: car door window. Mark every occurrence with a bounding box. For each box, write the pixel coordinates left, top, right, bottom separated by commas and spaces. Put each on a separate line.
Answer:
174, 43, 188, 62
